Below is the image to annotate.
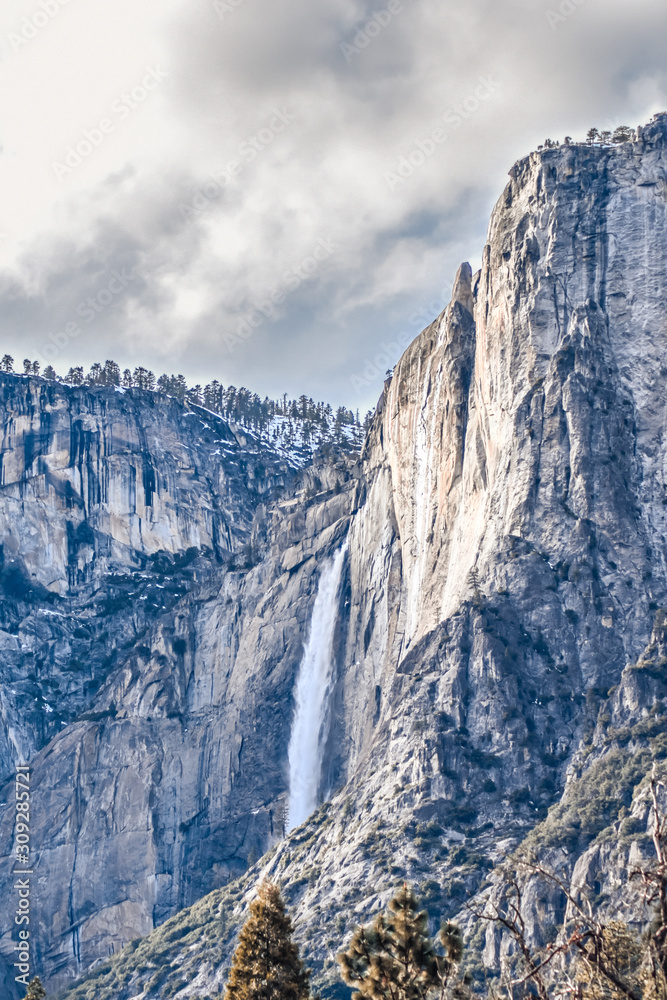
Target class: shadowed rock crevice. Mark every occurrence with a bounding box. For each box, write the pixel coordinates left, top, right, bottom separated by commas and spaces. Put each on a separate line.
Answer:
1, 116, 667, 999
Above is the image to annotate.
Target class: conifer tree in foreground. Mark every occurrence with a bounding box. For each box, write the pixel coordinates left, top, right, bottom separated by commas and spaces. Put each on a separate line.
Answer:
25, 977, 46, 1000
338, 883, 468, 1000
225, 880, 311, 1000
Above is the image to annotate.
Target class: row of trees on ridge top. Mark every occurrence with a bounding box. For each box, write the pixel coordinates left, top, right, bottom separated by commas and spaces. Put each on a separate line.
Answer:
538, 124, 643, 150
0, 353, 372, 443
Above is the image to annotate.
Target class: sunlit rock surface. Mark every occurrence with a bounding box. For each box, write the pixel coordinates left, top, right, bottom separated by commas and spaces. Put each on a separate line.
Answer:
0, 115, 666, 998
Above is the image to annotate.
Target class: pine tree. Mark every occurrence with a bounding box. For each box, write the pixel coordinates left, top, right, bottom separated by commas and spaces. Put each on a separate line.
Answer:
65, 366, 84, 385
88, 362, 103, 384
187, 384, 203, 405
338, 884, 467, 1000
436, 922, 465, 997
25, 977, 46, 1000
612, 125, 635, 144
132, 366, 155, 390
573, 920, 656, 1000
1, 354, 14, 372
102, 360, 121, 386
225, 880, 310, 1000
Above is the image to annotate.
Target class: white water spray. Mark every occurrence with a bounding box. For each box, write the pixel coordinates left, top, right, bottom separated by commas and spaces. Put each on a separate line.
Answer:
287, 543, 347, 831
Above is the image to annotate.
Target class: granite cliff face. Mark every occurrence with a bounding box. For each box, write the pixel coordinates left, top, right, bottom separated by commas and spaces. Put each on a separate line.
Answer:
0, 381, 357, 995
1, 115, 667, 999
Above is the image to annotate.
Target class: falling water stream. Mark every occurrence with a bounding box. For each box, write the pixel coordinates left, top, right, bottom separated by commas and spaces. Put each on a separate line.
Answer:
287, 542, 348, 831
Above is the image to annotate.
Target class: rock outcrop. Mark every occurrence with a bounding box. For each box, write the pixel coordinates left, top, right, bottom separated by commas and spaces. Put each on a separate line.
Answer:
0, 382, 357, 994
1, 114, 666, 999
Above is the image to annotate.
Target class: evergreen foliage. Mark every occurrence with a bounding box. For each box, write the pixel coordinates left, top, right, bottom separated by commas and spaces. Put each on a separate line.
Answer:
574, 921, 644, 1000
25, 977, 47, 1000
338, 884, 468, 1000
539, 124, 636, 151
225, 880, 311, 1000
2, 354, 373, 453
49, 765, 667, 1000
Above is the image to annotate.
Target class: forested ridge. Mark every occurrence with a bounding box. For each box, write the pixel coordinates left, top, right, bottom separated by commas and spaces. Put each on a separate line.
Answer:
0, 353, 371, 458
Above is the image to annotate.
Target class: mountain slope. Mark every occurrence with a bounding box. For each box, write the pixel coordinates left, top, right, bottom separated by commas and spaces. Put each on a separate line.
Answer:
0, 379, 357, 995
1, 114, 666, 999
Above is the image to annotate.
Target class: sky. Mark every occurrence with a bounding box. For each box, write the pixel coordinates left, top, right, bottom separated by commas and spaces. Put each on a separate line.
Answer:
0, 0, 665, 412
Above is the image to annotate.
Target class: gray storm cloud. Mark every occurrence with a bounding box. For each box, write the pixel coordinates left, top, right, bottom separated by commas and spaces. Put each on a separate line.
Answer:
0, 0, 665, 408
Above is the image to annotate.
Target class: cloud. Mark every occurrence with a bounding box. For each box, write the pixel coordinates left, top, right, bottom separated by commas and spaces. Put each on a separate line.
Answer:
0, 0, 665, 408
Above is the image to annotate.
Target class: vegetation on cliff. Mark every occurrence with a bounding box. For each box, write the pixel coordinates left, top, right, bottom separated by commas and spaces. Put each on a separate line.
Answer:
52, 767, 667, 1000
226, 881, 310, 1000
0, 353, 372, 457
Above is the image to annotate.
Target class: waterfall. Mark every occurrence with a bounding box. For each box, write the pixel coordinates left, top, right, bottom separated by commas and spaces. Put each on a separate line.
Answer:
287, 542, 347, 831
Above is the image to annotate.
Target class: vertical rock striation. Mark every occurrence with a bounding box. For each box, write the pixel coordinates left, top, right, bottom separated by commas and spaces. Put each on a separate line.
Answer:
1, 115, 666, 998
